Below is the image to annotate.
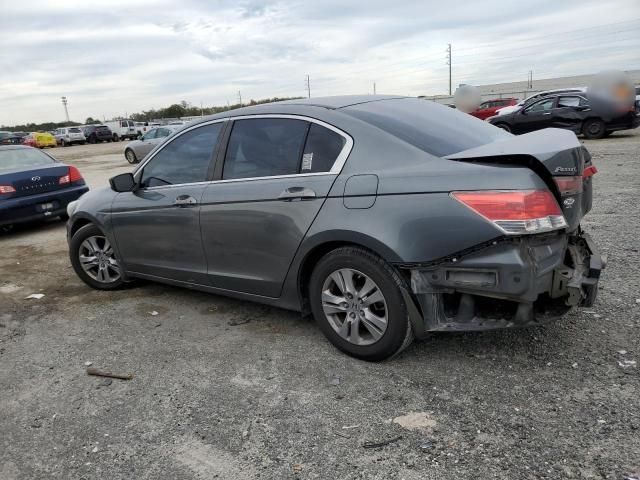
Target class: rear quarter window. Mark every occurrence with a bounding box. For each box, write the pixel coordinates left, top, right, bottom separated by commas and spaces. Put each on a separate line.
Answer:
343, 98, 510, 157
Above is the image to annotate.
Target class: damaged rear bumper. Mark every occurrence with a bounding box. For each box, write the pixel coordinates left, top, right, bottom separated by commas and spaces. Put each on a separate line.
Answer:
402, 231, 604, 335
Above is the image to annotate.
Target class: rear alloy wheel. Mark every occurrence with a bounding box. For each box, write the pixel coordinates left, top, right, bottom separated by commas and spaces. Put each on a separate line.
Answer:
309, 247, 413, 361
583, 118, 606, 139
70, 224, 125, 290
494, 123, 511, 132
125, 149, 138, 164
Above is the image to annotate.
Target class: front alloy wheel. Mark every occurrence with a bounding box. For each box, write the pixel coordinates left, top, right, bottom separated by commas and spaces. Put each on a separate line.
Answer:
125, 149, 137, 164
79, 235, 120, 283
322, 268, 388, 346
70, 224, 126, 290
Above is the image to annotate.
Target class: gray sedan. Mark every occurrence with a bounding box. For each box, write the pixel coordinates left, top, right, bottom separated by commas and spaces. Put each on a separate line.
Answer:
124, 126, 177, 164
66, 96, 603, 361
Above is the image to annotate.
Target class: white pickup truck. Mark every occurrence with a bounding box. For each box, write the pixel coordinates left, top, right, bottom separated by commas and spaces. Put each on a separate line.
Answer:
104, 120, 138, 141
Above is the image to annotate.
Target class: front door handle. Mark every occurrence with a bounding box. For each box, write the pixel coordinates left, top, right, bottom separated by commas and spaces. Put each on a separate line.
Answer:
174, 195, 198, 207
278, 186, 316, 201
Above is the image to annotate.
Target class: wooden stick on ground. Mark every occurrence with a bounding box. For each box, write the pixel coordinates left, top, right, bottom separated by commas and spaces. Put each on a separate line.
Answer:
86, 367, 133, 380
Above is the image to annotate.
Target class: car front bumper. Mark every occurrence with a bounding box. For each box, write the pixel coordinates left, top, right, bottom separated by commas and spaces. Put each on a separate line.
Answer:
403, 230, 603, 335
0, 185, 89, 227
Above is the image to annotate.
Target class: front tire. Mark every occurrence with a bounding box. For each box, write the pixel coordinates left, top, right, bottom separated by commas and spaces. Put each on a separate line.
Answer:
583, 118, 606, 139
70, 224, 126, 290
309, 247, 413, 361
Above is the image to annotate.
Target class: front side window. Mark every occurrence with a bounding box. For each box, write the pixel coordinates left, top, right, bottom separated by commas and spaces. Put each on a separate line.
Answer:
222, 118, 308, 180
140, 123, 222, 188
301, 124, 346, 173
526, 98, 555, 112
142, 129, 158, 141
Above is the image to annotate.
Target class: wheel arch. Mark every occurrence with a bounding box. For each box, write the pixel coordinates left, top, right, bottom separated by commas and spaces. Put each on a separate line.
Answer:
293, 230, 406, 314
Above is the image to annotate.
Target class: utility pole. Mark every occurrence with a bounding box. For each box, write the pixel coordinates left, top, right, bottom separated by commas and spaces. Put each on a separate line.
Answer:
446, 44, 452, 95
61, 96, 70, 122
305, 75, 311, 98
238, 91, 242, 106
373, 82, 376, 95
200, 101, 203, 116
527, 70, 533, 89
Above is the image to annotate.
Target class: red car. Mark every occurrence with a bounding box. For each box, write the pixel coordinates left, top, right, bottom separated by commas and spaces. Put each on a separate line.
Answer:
470, 98, 518, 120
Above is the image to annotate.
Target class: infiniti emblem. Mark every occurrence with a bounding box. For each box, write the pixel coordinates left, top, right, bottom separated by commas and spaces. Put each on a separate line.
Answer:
31, 176, 41, 181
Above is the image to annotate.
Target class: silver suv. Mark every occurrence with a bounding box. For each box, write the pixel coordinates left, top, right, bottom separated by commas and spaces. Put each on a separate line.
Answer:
54, 127, 86, 147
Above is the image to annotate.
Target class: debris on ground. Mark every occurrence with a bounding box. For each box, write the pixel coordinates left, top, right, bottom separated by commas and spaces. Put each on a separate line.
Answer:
363, 436, 402, 449
618, 360, 637, 369
86, 367, 133, 380
341, 425, 360, 430
618, 350, 628, 355
148, 310, 159, 316
393, 412, 437, 431
419, 440, 435, 450
25, 293, 45, 300
292, 463, 303, 474
227, 317, 250, 326
84, 361, 92, 367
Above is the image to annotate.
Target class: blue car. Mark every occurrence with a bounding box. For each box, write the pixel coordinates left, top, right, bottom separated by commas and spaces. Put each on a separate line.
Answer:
0, 145, 89, 228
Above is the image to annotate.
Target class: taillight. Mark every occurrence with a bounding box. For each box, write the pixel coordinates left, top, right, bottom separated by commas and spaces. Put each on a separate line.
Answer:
0, 185, 16, 194
452, 190, 567, 235
583, 165, 597, 178
59, 166, 84, 185
554, 176, 583, 196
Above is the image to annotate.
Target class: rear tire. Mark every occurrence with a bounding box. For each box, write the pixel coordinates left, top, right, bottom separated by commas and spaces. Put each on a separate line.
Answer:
125, 149, 138, 164
582, 118, 606, 139
309, 247, 414, 361
61, 140, 67, 147
113, 134, 119, 142
70, 224, 126, 290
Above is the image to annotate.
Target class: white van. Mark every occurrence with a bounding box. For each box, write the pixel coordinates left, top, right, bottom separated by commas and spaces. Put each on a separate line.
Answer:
104, 120, 138, 141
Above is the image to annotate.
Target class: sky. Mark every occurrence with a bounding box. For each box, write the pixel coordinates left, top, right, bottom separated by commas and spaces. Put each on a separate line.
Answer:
1, 0, 639, 126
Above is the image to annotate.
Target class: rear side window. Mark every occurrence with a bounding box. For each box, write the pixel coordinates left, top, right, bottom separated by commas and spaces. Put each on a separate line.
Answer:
301, 124, 346, 173
140, 123, 222, 187
223, 118, 308, 180
343, 98, 510, 157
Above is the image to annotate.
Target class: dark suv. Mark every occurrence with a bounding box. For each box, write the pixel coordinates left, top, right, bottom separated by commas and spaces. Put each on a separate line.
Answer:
82, 125, 113, 144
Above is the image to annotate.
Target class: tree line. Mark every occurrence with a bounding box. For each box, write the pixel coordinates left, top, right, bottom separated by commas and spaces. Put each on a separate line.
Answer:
1, 97, 303, 132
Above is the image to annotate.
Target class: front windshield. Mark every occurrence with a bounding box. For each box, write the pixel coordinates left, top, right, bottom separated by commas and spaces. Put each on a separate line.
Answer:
0, 148, 56, 172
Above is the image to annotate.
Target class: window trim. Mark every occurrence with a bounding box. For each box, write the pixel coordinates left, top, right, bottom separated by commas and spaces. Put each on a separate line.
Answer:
134, 114, 354, 190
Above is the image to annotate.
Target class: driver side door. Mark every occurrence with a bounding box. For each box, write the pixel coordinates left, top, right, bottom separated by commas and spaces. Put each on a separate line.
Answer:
514, 97, 556, 134
111, 121, 225, 284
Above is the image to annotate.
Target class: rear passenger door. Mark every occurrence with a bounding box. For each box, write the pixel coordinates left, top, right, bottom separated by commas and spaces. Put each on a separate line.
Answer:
200, 116, 351, 297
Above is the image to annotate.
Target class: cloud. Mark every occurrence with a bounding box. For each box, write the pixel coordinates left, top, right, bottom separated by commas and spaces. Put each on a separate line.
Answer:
0, 0, 639, 125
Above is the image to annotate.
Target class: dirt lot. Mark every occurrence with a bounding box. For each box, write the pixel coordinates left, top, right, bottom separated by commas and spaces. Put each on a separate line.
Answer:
1, 133, 639, 480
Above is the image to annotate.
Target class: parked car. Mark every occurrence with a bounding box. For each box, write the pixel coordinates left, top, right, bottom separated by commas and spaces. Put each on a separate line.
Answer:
495, 88, 588, 116
0, 145, 89, 228
104, 120, 138, 142
82, 125, 113, 144
23, 132, 57, 148
469, 98, 518, 120
123, 126, 177, 164
54, 127, 86, 146
67, 95, 603, 361
134, 122, 162, 139
488, 93, 640, 138
0, 131, 24, 145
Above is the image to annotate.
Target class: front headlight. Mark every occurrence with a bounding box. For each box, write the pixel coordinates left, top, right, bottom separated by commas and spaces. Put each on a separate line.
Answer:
67, 200, 79, 217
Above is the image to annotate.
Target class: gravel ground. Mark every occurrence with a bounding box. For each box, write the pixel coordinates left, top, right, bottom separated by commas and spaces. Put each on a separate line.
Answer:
1, 132, 639, 480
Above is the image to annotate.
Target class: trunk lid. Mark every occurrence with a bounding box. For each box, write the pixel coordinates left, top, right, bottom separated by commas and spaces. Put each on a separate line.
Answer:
445, 128, 592, 231
0, 165, 70, 199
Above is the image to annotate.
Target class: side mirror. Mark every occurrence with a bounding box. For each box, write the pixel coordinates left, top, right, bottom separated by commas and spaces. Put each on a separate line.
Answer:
109, 173, 136, 192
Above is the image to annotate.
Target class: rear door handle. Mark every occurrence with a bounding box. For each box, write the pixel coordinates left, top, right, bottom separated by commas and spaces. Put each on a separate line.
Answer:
174, 195, 198, 207
278, 186, 316, 201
